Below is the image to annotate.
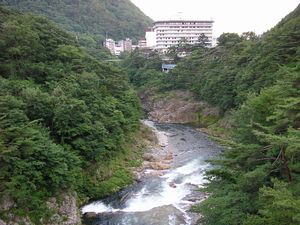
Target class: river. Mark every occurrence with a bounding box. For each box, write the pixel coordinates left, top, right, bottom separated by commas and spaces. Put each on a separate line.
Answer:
82, 120, 222, 225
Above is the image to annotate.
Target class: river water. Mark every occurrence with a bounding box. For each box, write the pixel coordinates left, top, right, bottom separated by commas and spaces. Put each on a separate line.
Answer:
82, 121, 221, 225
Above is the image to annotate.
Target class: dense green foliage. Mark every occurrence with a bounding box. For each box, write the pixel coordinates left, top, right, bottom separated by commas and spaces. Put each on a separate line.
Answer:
1, 0, 299, 223
1, 0, 153, 59
122, 4, 300, 225
194, 67, 300, 225
190, 5, 300, 225
0, 7, 141, 223
165, 7, 300, 112
122, 50, 164, 90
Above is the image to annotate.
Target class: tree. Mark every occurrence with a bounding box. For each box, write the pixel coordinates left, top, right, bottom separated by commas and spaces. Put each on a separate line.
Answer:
217, 33, 242, 47
196, 33, 210, 48
241, 31, 259, 41
0, 7, 142, 223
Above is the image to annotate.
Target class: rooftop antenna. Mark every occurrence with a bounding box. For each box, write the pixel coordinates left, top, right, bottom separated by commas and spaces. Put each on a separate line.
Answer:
178, 12, 183, 20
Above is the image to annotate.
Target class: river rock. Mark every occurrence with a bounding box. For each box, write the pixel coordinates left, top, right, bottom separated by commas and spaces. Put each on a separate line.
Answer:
183, 191, 209, 204
143, 153, 158, 162
83, 212, 97, 218
146, 171, 165, 176
142, 161, 151, 168
132, 171, 142, 181
149, 162, 171, 170
161, 159, 173, 164
168, 182, 177, 188
134, 205, 187, 225
164, 152, 173, 160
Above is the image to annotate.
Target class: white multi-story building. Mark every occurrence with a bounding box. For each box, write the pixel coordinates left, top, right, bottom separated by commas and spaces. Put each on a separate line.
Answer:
145, 27, 156, 48
104, 38, 116, 55
115, 40, 124, 56
124, 38, 132, 52
146, 20, 214, 53
104, 38, 133, 56
138, 39, 147, 48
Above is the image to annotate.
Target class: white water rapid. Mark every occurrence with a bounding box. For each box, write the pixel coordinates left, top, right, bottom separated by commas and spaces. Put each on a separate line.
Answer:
82, 121, 221, 225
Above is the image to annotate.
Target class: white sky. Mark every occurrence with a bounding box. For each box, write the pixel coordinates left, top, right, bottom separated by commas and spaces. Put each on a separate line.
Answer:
130, 0, 299, 37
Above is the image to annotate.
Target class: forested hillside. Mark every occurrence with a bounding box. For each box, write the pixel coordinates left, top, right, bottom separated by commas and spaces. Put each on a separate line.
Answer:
0, 6, 141, 224
165, 4, 300, 112
1, 0, 153, 59
1, 0, 152, 41
194, 66, 300, 225
123, 4, 300, 225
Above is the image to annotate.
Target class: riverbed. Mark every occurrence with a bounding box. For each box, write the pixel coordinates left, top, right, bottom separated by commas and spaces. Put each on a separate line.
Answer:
82, 121, 222, 225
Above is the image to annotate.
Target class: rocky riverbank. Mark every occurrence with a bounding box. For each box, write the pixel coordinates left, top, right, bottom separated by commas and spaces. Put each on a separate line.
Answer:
132, 120, 174, 181
82, 121, 222, 225
139, 89, 233, 139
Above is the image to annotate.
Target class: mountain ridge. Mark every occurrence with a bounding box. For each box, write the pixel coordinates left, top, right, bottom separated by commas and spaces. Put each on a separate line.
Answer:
0, 0, 153, 41
0, 0, 153, 59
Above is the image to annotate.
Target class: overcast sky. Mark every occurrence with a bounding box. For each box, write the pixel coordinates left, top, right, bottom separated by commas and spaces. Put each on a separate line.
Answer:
130, 0, 299, 37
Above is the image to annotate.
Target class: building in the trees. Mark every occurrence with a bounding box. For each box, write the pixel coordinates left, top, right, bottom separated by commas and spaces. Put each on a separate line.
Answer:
104, 38, 116, 55
114, 40, 124, 56
104, 38, 133, 56
145, 20, 214, 53
161, 63, 176, 73
138, 38, 147, 48
124, 38, 132, 52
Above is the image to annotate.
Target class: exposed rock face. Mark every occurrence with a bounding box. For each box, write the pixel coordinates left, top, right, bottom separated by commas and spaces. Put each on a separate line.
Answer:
140, 90, 199, 123
0, 192, 81, 225
0, 218, 31, 225
0, 195, 14, 212
0, 200, 31, 225
139, 90, 220, 124
46, 192, 81, 225
149, 101, 199, 123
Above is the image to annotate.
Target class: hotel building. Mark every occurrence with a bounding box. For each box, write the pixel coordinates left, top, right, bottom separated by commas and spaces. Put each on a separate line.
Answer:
146, 20, 214, 52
